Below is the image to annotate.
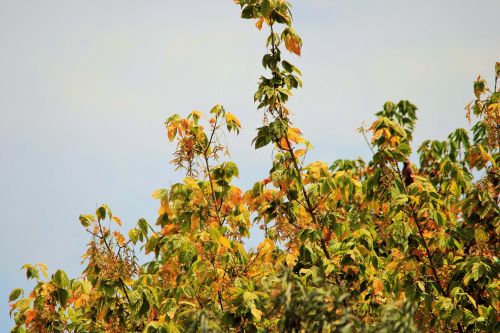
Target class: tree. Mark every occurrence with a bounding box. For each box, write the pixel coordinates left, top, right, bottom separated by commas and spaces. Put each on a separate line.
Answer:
9, 1, 499, 332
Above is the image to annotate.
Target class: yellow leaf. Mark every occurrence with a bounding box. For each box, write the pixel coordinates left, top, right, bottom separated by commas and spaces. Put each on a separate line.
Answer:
226, 112, 241, 127
152, 189, 166, 199
257, 238, 274, 255
285, 253, 298, 266
38, 263, 48, 279
218, 236, 231, 249
191, 110, 202, 119
487, 102, 499, 113
294, 149, 306, 158
112, 216, 122, 226
288, 127, 303, 144
251, 307, 262, 320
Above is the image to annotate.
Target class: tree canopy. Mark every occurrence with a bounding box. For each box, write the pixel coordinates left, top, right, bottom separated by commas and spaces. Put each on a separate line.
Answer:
9, 1, 499, 332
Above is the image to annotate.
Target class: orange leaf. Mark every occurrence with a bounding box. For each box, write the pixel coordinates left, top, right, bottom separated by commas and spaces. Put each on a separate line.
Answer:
167, 125, 176, 141
255, 17, 264, 30
113, 231, 126, 246
112, 216, 122, 226
285, 35, 301, 56
279, 137, 290, 150
25, 310, 37, 325
190, 214, 200, 231
373, 278, 384, 295
161, 224, 180, 236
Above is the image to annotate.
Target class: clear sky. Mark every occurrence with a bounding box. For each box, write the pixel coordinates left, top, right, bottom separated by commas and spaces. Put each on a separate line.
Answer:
1, 0, 499, 329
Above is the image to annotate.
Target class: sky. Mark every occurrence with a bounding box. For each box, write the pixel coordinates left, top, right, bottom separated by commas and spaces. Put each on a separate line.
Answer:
0, 0, 499, 329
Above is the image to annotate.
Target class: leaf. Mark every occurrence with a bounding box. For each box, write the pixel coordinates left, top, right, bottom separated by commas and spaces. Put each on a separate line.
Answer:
25, 310, 37, 325
255, 17, 264, 30
226, 112, 242, 133
285, 34, 301, 56
114, 231, 126, 246
138, 218, 149, 235
372, 278, 384, 295
9, 288, 22, 302
57, 288, 69, 307
251, 307, 262, 321
257, 238, 274, 256
151, 188, 168, 200
191, 213, 200, 231
96, 206, 107, 221
79, 214, 95, 227
161, 224, 180, 236
112, 216, 122, 226
53, 270, 69, 287
218, 236, 231, 249
38, 263, 49, 279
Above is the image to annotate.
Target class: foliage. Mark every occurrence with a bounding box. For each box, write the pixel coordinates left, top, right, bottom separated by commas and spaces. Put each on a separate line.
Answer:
9, 1, 499, 332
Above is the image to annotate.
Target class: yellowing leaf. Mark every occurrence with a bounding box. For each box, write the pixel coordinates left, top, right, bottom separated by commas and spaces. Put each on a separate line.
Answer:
191, 213, 200, 231
294, 149, 307, 158
226, 112, 241, 127
112, 216, 122, 226
152, 189, 167, 199
191, 110, 202, 119
288, 127, 303, 144
38, 263, 48, 279
257, 238, 274, 255
218, 236, 231, 249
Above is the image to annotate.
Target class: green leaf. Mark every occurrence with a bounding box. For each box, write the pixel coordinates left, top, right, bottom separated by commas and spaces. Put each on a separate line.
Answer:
9, 288, 22, 302
79, 214, 95, 227
138, 218, 149, 235
57, 288, 69, 307
96, 206, 107, 221
53, 270, 69, 287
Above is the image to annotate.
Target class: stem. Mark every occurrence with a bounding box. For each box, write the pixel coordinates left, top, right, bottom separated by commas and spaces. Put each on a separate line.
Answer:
391, 161, 463, 333
268, 22, 331, 260
360, 127, 376, 155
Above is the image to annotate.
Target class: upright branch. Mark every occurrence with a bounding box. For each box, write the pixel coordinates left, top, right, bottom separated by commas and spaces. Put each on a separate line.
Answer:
239, 1, 331, 259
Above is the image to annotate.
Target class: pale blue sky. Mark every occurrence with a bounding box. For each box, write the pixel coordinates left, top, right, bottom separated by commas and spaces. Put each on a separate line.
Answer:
1, 0, 499, 329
